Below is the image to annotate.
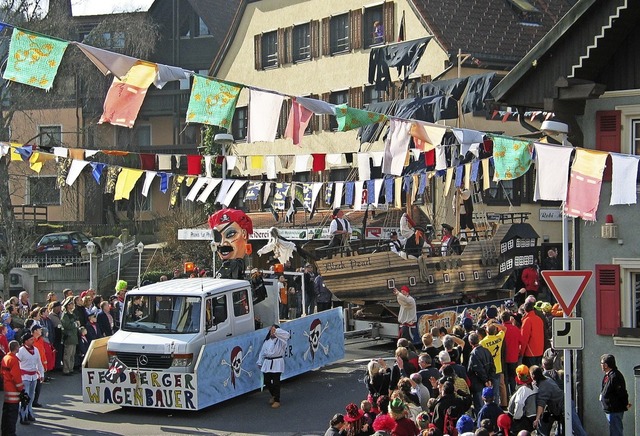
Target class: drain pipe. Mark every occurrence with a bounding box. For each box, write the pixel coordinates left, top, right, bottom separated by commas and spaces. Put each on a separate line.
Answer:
517, 107, 540, 133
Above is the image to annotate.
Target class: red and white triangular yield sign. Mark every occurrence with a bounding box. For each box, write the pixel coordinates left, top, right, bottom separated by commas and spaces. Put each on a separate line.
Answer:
541, 270, 593, 315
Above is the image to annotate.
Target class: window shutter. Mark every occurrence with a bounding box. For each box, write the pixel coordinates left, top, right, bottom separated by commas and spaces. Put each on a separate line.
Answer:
277, 28, 285, 66
322, 17, 330, 56
321, 92, 331, 131
383, 1, 395, 43
311, 20, 320, 59
350, 9, 362, 50
349, 86, 363, 109
309, 93, 319, 132
284, 26, 293, 64
595, 110, 621, 182
254, 34, 262, 70
595, 264, 621, 335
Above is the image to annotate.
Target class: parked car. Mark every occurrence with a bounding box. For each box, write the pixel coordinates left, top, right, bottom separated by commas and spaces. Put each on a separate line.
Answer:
33, 231, 101, 260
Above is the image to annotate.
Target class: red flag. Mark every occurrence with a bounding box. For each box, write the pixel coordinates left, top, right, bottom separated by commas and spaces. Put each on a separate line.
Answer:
398, 11, 406, 42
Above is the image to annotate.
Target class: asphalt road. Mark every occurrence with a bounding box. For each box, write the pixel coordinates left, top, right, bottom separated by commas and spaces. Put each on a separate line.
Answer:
13, 336, 394, 436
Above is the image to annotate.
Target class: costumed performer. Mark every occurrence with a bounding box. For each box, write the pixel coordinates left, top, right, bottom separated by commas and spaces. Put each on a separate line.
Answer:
208, 208, 253, 279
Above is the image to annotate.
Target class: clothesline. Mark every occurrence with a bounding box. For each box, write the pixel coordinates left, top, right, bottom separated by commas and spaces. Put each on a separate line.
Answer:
1, 21, 536, 161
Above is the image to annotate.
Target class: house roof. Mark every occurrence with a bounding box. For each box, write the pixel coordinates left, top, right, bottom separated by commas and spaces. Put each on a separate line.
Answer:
409, 0, 574, 69
147, 0, 245, 73
491, 0, 640, 108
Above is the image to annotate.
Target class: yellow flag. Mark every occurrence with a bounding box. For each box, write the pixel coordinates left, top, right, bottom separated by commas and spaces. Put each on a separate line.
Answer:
114, 168, 143, 200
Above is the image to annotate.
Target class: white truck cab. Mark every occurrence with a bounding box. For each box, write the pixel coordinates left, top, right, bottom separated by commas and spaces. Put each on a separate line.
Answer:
107, 278, 276, 373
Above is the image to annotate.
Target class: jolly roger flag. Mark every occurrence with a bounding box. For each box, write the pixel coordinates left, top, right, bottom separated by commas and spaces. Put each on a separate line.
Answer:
105, 356, 126, 383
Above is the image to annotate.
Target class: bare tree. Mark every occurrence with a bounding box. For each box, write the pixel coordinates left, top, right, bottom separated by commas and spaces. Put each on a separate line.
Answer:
0, 0, 158, 298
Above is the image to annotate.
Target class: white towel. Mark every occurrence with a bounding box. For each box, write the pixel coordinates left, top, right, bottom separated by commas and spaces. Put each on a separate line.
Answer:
66, 160, 89, 186
204, 155, 213, 178
333, 182, 344, 209
158, 154, 172, 171
610, 153, 639, 205
197, 178, 222, 203
383, 119, 411, 176
354, 181, 364, 211
533, 143, 573, 201
266, 155, 277, 179
223, 180, 247, 206
310, 182, 323, 213
435, 144, 447, 171
453, 128, 484, 157
186, 177, 209, 202
326, 153, 343, 166
53, 147, 68, 158
371, 151, 384, 167
372, 179, 383, 207
297, 96, 336, 114
225, 155, 237, 174
248, 89, 284, 143
357, 152, 371, 181
294, 155, 311, 172
141, 171, 156, 197
214, 179, 234, 204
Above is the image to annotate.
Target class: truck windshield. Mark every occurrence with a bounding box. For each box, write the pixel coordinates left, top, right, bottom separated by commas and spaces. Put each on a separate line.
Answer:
121, 295, 202, 334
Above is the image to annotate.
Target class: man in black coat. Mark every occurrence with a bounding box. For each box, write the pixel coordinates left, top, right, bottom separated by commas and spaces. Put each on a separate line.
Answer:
96, 301, 114, 337
467, 332, 495, 413
600, 354, 630, 436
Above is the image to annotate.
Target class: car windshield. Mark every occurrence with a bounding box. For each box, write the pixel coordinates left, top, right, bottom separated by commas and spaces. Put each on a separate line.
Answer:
121, 295, 202, 334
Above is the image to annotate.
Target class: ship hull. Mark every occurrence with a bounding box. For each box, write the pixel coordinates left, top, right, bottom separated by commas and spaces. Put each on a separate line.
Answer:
315, 222, 527, 305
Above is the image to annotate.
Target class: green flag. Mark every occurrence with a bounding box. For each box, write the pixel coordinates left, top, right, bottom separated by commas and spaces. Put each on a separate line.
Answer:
186, 75, 242, 128
3, 28, 69, 91
492, 135, 533, 181
335, 104, 386, 132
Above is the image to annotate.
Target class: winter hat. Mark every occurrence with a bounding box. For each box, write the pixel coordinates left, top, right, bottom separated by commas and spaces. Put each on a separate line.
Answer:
389, 398, 406, 414
504, 299, 516, 310
115, 280, 128, 292
516, 364, 532, 384
344, 403, 364, 422
1, 312, 11, 322
456, 414, 475, 433
497, 413, 512, 432
540, 302, 553, 313
373, 413, 397, 432
482, 386, 494, 398
400, 285, 410, 294
21, 332, 33, 343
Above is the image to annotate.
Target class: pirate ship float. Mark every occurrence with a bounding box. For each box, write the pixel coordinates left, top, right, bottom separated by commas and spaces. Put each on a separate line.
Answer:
313, 213, 539, 306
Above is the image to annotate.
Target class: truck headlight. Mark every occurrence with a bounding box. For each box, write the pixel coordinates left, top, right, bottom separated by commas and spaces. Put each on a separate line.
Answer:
171, 354, 193, 367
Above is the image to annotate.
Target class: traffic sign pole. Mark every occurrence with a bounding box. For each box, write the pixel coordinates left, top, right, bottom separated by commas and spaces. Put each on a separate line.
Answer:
542, 269, 593, 436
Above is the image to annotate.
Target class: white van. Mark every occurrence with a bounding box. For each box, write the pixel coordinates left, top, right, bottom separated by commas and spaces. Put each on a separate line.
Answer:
107, 278, 278, 373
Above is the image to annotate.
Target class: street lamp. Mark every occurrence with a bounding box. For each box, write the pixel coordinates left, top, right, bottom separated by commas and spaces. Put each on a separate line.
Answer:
136, 241, 144, 288
116, 242, 124, 282
214, 133, 234, 179
210, 240, 217, 276
86, 241, 96, 290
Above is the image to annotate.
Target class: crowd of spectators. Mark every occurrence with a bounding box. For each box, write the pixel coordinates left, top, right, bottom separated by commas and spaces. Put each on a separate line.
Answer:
0, 283, 128, 433
323, 295, 582, 436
